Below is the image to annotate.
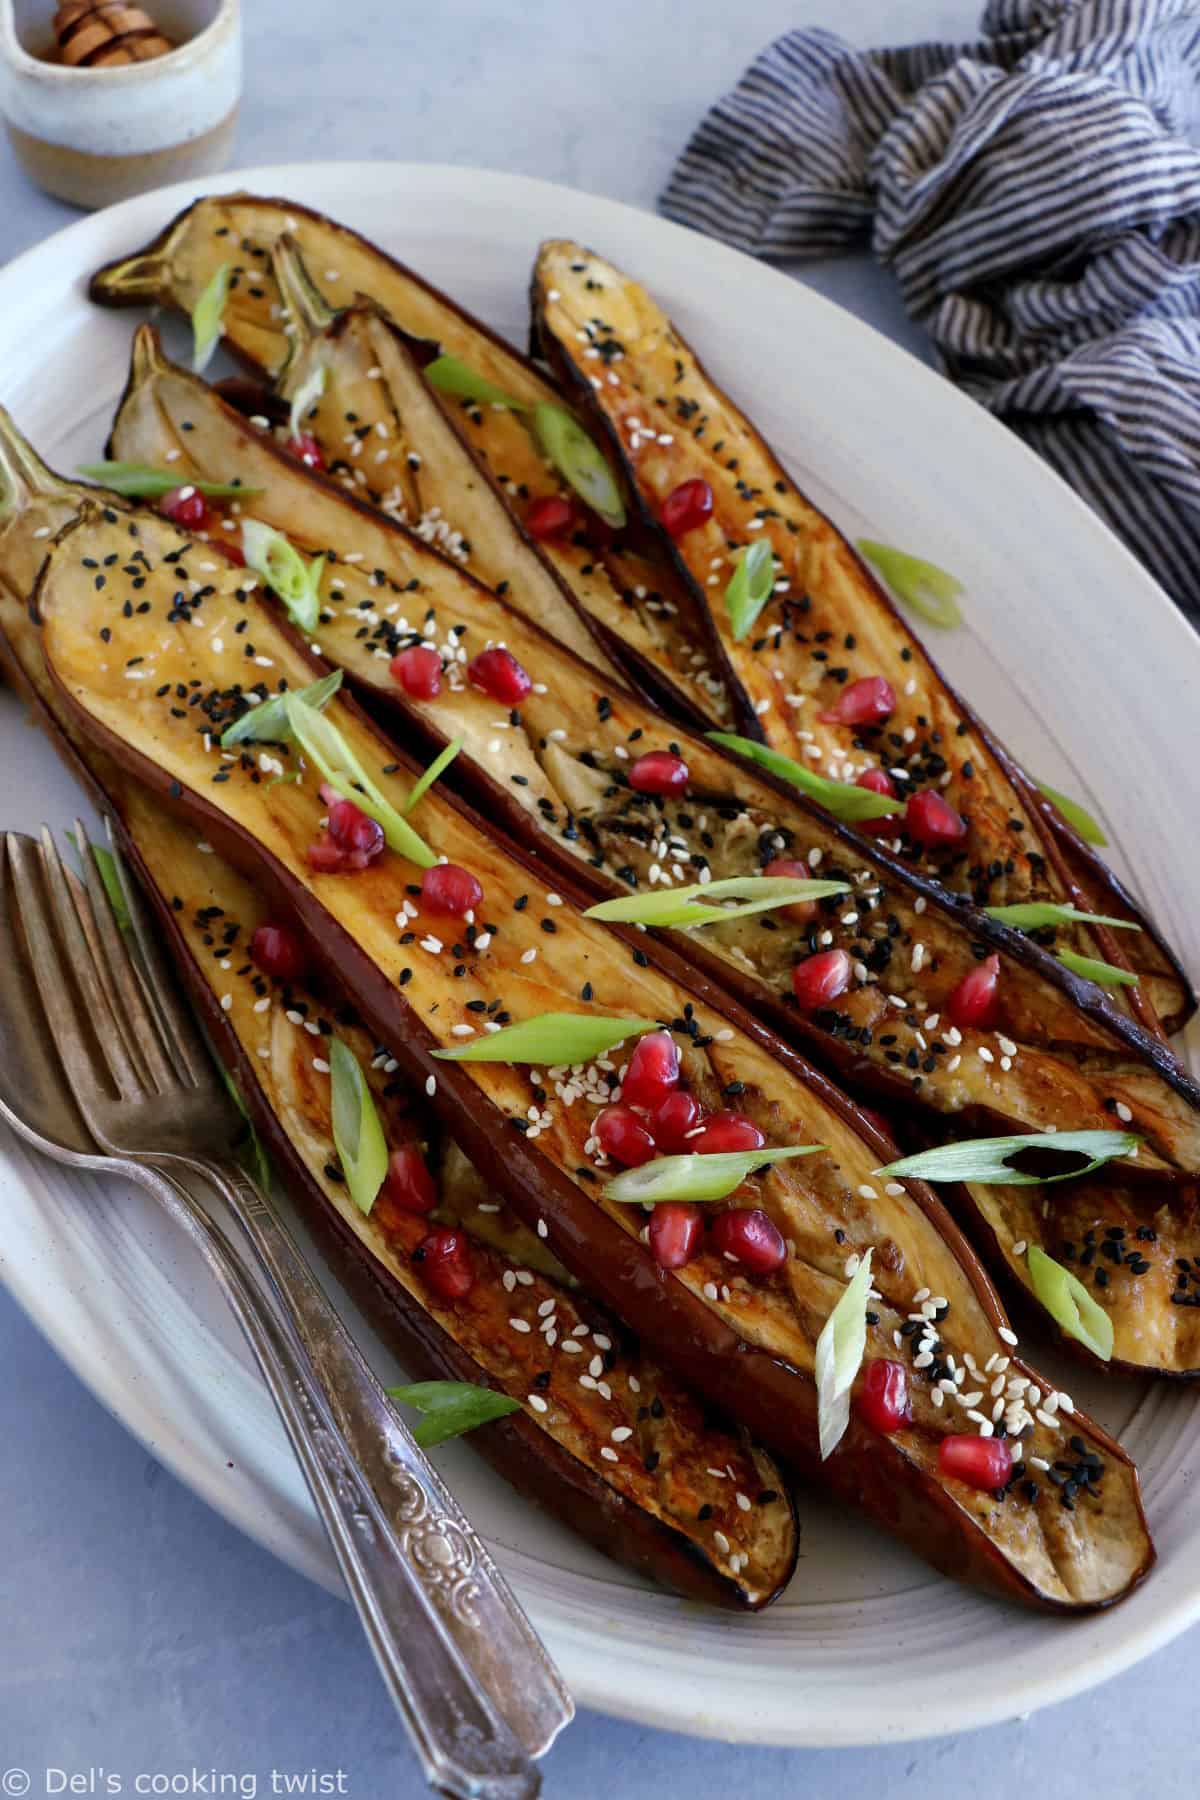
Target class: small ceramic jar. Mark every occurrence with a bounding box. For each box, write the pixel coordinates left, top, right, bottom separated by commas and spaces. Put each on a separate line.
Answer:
0, 0, 241, 209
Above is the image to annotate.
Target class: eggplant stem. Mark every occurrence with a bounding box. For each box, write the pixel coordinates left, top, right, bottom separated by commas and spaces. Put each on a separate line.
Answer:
0, 407, 79, 517
272, 234, 337, 341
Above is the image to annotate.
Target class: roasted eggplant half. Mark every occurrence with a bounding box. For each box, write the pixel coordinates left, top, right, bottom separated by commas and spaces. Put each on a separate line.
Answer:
27, 495, 1160, 1609
0, 428, 797, 1611
530, 241, 1194, 1038
96, 348, 1200, 1373
89, 193, 730, 729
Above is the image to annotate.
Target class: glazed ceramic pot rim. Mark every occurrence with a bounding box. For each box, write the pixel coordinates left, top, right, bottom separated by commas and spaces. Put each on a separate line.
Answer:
0, 0, 238, 86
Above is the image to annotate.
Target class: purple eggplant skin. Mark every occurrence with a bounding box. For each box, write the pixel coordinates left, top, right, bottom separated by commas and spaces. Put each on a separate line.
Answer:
30, 509, 1158, 1612
0, 589, 798, 1616
528, 246, 1195, 1042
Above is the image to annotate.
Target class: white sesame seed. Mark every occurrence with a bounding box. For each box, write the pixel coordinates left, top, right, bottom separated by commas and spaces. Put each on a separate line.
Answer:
502, 1271, 516, 1292
562, 1339, 581, 1354
537, 1220, 548, 1239
1012, 1239, 1027, 1257
510, 1319, 531, 1334
998, 1326, 1019, 1346
600, 1447, 619, 1462
713, 1530, 731, 1555
857, 1184, 878, 1201
1116, 1102, 1132, 1123
611, 1425, 633, 1442
528, 1394, 548, 1413
589, 1355, 604, 1377
521, 947, 538, 964
703, 1281, 719, 1300
425, 1075, 437, 1097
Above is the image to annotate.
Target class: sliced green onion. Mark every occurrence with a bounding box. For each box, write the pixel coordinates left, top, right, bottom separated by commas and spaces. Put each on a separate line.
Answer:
1027, 1245, 1113, 1361
605, 1145, 823, 1205
242, 521, 327, 635
220, 669, 343, 749
77, 461, 260, 501
433, 1013, 659, 1065
220, 1066, 272, 1191
857, 540, 964, 630
425, 355, 523, 410
403, 736, 463, 817
192, 262, 232, 372
1036, 780, 1107, 847
708, 731, 904, 823
289, 363, 327, 438
815, 1248, 873, 1460
1055, 948, 1139, 989
983, 901, 1137, 932
584, 874, 848, 930
67, 830, 131, 932
725, 540, 776, 642
532, 403, 626, 528
329, 1038, 389, 1216
875, 1129, 1140, 1187
286, 695, 436, 868
386, 1380, 522, 1449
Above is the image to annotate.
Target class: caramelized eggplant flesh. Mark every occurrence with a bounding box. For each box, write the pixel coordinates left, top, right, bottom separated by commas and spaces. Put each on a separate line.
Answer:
102, 346, 1200, 1193
0, 446, 796, 1612
32, 501, 1156, 1608
531, 240, 1194, 1038
89, 193, 730, 728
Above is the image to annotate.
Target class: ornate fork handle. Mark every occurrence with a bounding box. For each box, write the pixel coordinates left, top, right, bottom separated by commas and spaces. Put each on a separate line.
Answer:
168, 1150, 568, 1764
132, 1152, 541, 1800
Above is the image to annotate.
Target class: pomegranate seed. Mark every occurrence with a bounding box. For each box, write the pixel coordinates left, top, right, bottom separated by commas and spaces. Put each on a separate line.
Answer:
854, 766, 897, 833
762, 856, 818, 923
287, 432, 326, 471
660, 478, 714, 538
856, 1358, 912, 1434
627, 751, 689, 796
648, 1202, 704, 1270
249, 923, 306, 984
390, 644, 442, 699
791, 948, 851, 1011
939, 1434, 1013, 1492
383, 1144, 437, 1215
621, 1029, 680, 1111
160, 486, 210, 530
594, 1104, 657, 1167
327, 797, 386, 861
525, 494, 576, 540
420, 862, 483, 917
467, 646, 532, 706
905, 790, 967, 848
306, 838, 350, 873
711, 1207, 786, 1275
650, 1089, 702, 1152
416, 1226, 475, 1301
947, 953, 1000, 1030
688, 1110, 765, 1154
819, 675, 896, 727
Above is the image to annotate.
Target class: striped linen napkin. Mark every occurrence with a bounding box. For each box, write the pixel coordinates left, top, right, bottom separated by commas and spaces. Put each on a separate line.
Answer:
661, 0, 1200, 624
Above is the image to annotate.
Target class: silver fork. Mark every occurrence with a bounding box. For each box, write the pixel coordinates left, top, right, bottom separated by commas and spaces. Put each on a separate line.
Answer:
5, 823, 572, 1800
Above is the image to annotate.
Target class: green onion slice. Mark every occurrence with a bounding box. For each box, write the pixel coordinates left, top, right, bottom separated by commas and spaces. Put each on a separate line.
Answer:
725, 540, 776, 642
433, 1013, 659, 1065
220, 1066, 272, 1191
532, 403, 626, 528
66, 831, 131, 932
77, 461, 260, 501
708, 731, 904, 823
1055, 948, 1139, 989
242, 521, 327, 636
1036, 780, 1107, 847
329, 1038, 389, 1216
403, 736, 463, 817
386, 1380, 522, 1448
815, 1248, 874, 1460
584, 874, 848, 930
192, 262, 232, 373
220, 669, 343, 750
285, 695, 436, 868
605, 1145, 823, 1205
875, 1129, 1140, 1187
288, 362, 327, 438
857, 540, 964, 630
1027, 1245, 1113, 1361
425, 354, 523, 410
983, 901, 1137, 932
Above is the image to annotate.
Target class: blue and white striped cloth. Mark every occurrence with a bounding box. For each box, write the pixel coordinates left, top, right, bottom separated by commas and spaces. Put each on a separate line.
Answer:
661, 0, 1200, 623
